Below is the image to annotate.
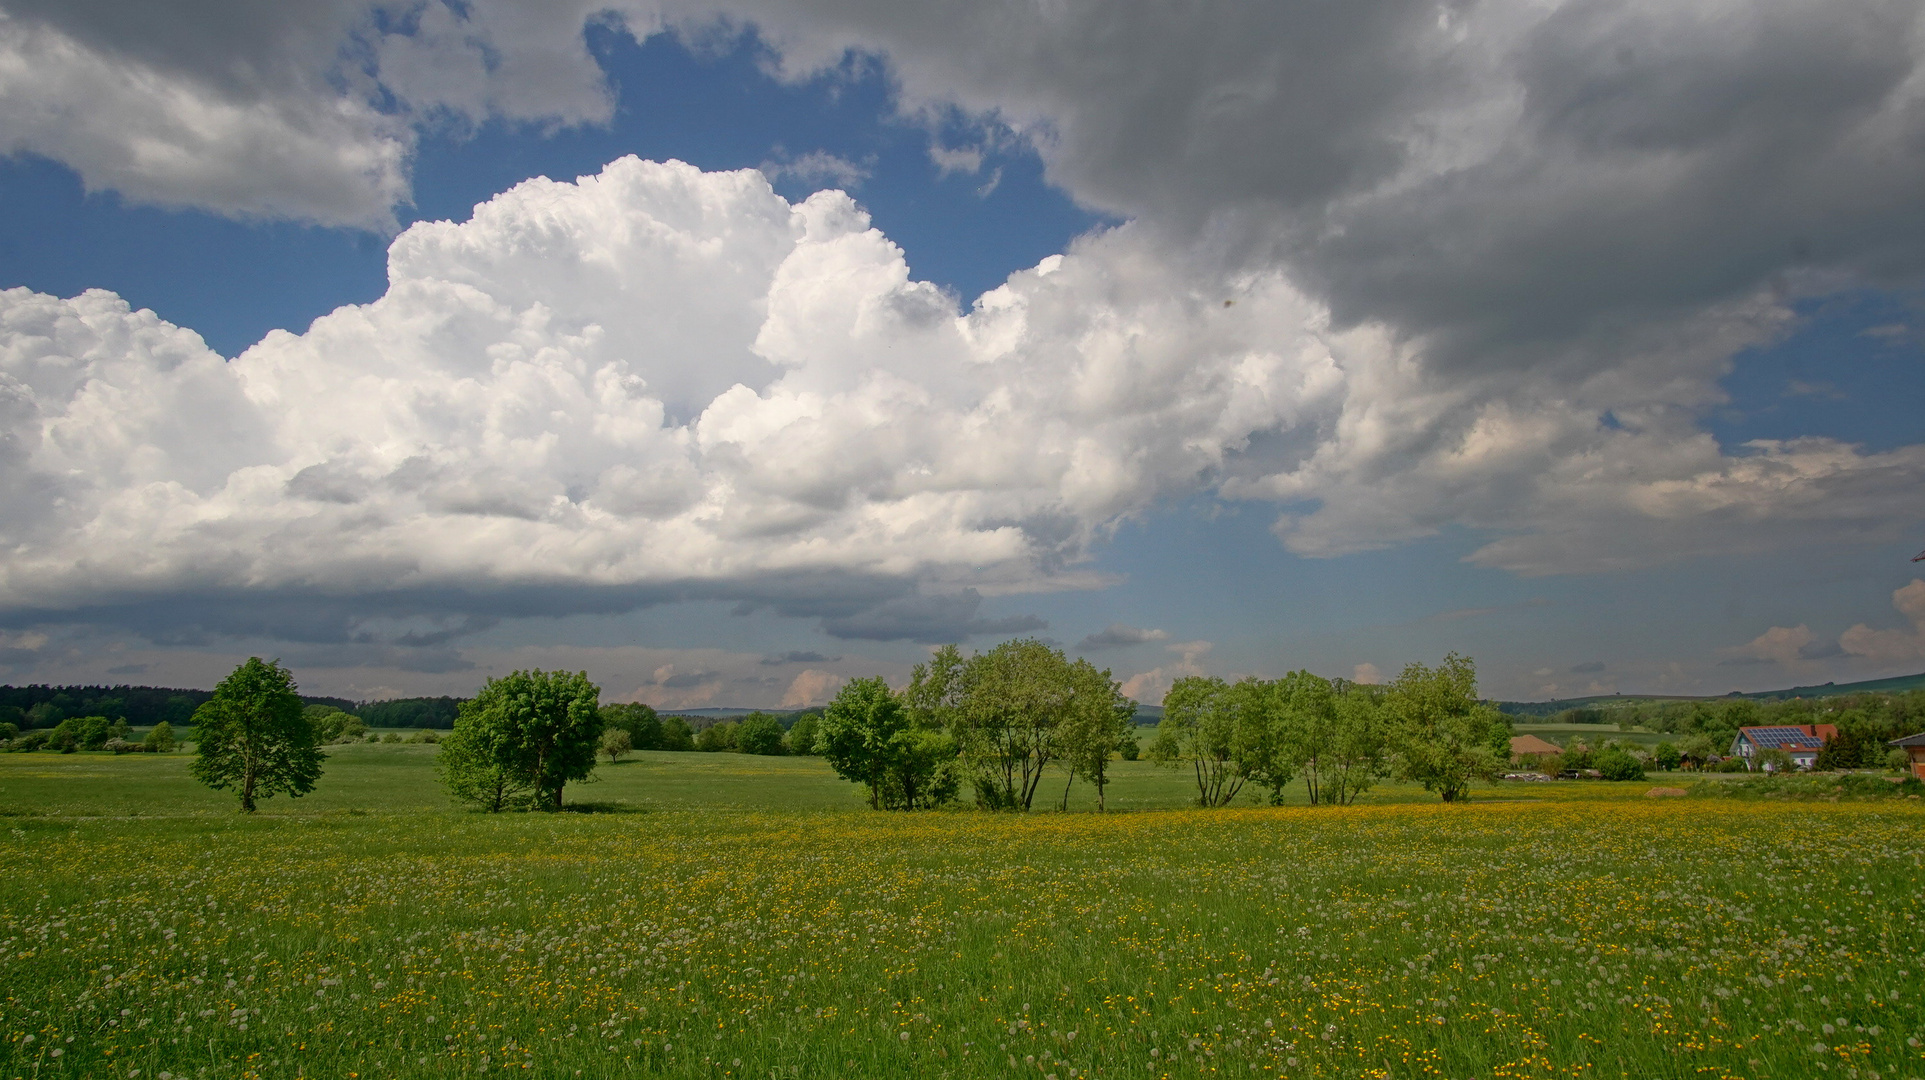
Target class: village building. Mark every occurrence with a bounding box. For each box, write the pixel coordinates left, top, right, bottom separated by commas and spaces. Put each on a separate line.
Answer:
1509, 734, 1563, 770
1890, 732, 1925, 781
1728, 724, 1837, 771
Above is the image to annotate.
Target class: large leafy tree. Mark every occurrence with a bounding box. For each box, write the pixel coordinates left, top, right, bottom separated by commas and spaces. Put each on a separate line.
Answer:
1322, 682, 1391, 805
951, 638, 1075, 810
441, 670, 603, 811
819, 678, 959, 810
1149, 675, 1267, 807
1385, 653, 1508, 802
601, 703, 663, 750
435, 724, 534, 812
190, 658, 324, 813
736, 712, 787, 756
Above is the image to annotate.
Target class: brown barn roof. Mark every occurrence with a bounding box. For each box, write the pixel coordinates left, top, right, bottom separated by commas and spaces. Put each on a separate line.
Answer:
1511, 734, 1563, 757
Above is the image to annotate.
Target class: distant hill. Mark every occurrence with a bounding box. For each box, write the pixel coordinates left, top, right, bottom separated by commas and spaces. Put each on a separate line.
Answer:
1494, 670, 1925, 716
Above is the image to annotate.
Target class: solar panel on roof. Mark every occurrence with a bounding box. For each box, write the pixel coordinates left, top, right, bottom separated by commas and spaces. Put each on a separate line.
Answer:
1748, 727, 1822, 748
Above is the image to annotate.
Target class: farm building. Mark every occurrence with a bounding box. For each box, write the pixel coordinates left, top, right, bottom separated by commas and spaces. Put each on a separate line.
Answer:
1728, 724, 1837, 771
1509, 734, 1563, 768
1891, 732, 1925, 780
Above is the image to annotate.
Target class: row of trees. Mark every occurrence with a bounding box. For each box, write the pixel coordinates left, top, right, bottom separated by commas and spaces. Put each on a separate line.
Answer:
1148, 653, 1512, 806
817, 639, 1138, 811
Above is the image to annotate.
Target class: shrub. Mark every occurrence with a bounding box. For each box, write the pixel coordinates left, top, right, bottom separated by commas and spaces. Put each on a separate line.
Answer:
9, 731, 48, 752
405, 729, 440, 744
0, 721, 16, 743
1558, 744, 1595, 772
1887, 748, 1914, 773
786, 715, 818, 756
1596, 748, 1645, 782
601, 728, 632, 763
143, 721, 177, 753
659, 716, 696, 752
736, 712, 786, 756
694, 722, 737, 753
600, 703, 663, 751
1653, 742, 1681, 772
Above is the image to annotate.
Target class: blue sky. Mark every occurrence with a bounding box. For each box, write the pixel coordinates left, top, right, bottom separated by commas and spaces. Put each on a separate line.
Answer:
0, 2, 1921, 706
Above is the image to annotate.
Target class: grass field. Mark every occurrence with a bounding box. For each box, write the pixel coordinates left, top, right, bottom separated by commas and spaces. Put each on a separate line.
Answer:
1507, 724, 1673, 748
3, 748, 1923, 1080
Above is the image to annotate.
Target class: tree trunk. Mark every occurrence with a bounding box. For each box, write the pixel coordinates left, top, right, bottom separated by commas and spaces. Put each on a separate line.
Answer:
241, 760, 257, 813
1059, 768, 1076, 811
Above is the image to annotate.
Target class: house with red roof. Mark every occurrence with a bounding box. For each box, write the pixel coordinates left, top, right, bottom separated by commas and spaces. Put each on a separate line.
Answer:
1728, 724, 1837, 771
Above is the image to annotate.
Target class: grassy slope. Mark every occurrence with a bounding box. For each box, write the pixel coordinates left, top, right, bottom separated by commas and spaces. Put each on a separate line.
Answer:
2, 750, 1921, 1080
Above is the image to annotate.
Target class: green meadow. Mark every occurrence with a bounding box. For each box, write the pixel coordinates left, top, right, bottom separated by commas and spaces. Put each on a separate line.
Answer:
2, 747, 1922, 1080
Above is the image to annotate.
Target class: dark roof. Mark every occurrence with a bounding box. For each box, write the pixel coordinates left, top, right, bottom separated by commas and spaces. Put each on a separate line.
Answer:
1890, 732, 1925, 748
1735, 725, 1832, 751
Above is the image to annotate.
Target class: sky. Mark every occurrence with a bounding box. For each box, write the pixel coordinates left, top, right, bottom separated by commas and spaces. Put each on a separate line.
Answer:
0, 0, 1922, 708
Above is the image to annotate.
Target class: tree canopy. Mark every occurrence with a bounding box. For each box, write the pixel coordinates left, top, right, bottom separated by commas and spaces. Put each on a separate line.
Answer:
438, 670, 603, 811
189, 658, 324, 813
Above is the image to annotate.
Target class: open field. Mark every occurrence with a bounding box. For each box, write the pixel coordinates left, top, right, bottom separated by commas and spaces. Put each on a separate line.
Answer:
3, 750, 1923, 1080
1508, 724, 1673, 748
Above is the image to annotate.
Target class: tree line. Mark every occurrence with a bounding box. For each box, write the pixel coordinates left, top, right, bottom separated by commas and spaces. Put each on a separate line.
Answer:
1147, 653, 1512, 805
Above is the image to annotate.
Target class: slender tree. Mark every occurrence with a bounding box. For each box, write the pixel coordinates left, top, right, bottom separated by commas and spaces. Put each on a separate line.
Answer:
1149, 676, 1260, 807
190, 658, 324, 813
1053, 659, 1136, 811
1322, 682, 1390, 805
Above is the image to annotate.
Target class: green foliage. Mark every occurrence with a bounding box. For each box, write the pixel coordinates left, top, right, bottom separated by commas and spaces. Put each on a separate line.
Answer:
694, 721, 738, 752
357, 696, 463, 730
1755, 747, 1794, 773
819, 677, 957, 810
435, 726, 534, 813
944, 639, 1082, 811
1385, 653, 1505, 802
142, 721, 176, 753
1150, 670, 1390, 808
189, 658, 325, 813
0, 721, 15, 743
48, 715, 127, 752
1813, 727, 1875, 770
1149, 676, 1257, 807
600, 703, 663, 750
1050, 661, 1136, 811
659, 715, 696, 752
8, 731, 47, 752
1653, 741, 1681, 771
600, 728, 633, 763
438, 670, 603, 811
1322, 682, 1392, 805
1887, 748, 1913, 773
1595, 747, 1645, 781
736, 712, 786, 756
302, 704, 366, 744
786, 714, 819, 756
1675, 733, 1715, 769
